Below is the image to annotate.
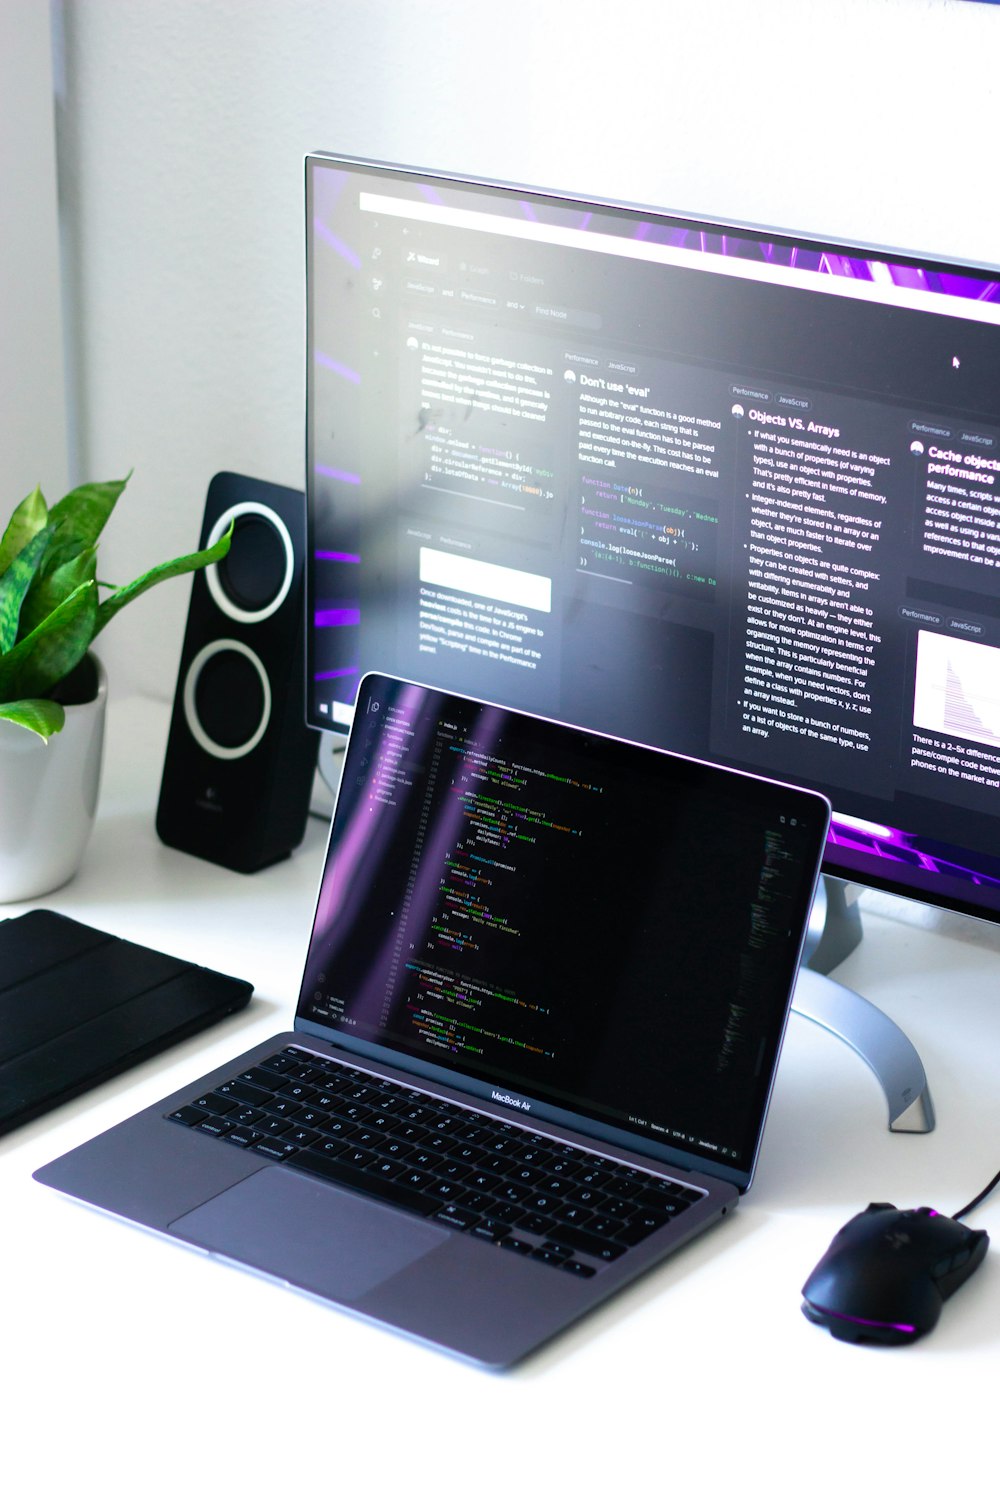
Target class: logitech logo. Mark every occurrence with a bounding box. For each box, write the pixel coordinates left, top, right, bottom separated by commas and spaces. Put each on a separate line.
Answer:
492, 1088, 531, 1112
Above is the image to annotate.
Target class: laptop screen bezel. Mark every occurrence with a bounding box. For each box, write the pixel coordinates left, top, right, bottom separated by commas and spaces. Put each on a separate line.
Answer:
295, 672, 830, 1190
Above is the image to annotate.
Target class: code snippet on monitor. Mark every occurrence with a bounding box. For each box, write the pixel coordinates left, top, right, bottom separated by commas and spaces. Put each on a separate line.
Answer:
404, 962, 553, 1062
381, 721, 603, 1072
751, 828, 802, 951
718, 822, 807, 1072
578, 474, 719, 598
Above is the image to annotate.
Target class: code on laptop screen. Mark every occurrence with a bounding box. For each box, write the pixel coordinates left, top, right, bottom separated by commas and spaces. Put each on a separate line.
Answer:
298, 675, 827, 1177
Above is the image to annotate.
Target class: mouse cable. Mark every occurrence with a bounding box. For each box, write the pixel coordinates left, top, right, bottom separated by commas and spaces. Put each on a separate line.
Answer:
953, 1166, 1000, 1222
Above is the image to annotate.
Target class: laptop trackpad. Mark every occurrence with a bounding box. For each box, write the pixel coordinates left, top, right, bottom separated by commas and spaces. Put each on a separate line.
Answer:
169, 1166, 448, 1302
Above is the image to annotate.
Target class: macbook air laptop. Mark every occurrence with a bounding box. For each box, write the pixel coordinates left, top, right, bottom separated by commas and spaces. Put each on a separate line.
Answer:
36, 672, 830, 1368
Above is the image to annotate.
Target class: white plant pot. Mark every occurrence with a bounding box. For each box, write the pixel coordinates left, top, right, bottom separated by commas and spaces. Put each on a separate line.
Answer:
0, 657, 108, 903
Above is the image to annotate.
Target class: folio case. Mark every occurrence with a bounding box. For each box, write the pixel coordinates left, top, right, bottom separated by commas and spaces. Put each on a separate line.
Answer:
0, 909, 253, 1135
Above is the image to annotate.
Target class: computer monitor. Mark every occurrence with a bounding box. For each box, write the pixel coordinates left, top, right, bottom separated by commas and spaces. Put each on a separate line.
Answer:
304, 152, 1000, 969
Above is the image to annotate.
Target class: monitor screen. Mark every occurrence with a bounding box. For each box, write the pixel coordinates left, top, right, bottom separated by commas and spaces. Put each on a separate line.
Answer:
305, 152, 1000, 927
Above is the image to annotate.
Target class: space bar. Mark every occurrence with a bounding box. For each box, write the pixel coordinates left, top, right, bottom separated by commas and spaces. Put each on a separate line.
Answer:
290, 1149, 439, 1216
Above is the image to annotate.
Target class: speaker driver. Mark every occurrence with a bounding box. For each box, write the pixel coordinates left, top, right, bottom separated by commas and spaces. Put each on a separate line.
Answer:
183, 639, 271, 760
205, 501, 294, 623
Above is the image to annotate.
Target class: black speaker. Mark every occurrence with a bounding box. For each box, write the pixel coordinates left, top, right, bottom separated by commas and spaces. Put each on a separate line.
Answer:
156, 472, 319, 873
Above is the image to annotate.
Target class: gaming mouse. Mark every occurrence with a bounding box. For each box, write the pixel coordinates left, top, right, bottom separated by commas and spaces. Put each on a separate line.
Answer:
801, 1202, 989, 1345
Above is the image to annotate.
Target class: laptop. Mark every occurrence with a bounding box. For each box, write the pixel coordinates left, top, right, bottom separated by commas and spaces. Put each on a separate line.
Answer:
35, 672, 829, 1368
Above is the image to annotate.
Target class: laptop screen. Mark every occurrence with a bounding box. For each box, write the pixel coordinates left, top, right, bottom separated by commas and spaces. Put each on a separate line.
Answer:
297, 674, 829, 1185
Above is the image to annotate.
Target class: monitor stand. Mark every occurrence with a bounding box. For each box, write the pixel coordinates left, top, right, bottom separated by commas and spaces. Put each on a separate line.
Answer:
792, 876, 935, 1133
312, 734, 345, 816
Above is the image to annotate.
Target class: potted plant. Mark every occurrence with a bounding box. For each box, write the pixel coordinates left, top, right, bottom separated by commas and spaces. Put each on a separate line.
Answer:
0, 472, 231, 900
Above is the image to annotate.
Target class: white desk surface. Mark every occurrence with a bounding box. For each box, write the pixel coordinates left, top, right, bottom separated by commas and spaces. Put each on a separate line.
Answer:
4, 695, 1000, 1496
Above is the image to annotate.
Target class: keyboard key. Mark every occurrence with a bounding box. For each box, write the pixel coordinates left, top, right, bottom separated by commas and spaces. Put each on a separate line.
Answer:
340, 1146, 378, 1170
292, 1149, 438, 1216
407, 1148, 445, 1173
250, 1137, 298, 1161
505, 1165, 546, 1187
617, 1210, 671, 1243
378, 1137, 417, 1161
225, 1125, 268, 1148
496, 1181, 534, 1205
518, 1212, 557, 1238
311, 1137, 348, 1158
433, 1205, 481, 1232
292, 1105, 332, 1129
557, 1204, 595, 1228
369, 1157, 405, 1180
600, 1196, 636, 1220
480, 1133, 519, 1156
467, 1169, 503, 1195
237, 1067, 287, 1090
456, 1191, 496, 1215
341, 1083, 379, 1104
470, 1220, 508, 1245
310, 1092, 344, 1113
255, 1053, 298, 1076
526, 1193, 563, 1215
531, 1244, 570, 1266
285, 1065, 325, 1083
564, 1185, 607, 1209
429, 1180, 465, 1201
586, 1215, 629, 1240
337, 1102, 374, 1123
398, 1168, 435, 1192
423, 1132, 457, 1154
346, 1126, 389, 1151
438, 1159, 471, 1182
192, 1091, 236, 1114
264, 1097, 302, 1120
575, 1167, 611, 1190
167, 1105, 208, 1127
273, 1081, 317, 1104
533, 1178, 575, 1198
483, 1201, 526, 1227
499, 1237, 533, 1256
230, 1106, 265, 1125
217, 1079, 274, 1107
447, 1143, 487, 1167
549, 1226, 627, 1263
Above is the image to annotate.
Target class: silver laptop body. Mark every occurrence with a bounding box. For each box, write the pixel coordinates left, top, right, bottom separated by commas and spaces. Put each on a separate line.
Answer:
36, 673, 829, 1367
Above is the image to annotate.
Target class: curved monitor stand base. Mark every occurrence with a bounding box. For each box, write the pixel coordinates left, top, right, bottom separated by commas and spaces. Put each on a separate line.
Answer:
793, 877, 935, 1134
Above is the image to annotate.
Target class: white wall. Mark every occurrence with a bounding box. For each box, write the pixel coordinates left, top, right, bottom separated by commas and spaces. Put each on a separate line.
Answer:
1, 0, 68, 506
53, 0, 1000, 699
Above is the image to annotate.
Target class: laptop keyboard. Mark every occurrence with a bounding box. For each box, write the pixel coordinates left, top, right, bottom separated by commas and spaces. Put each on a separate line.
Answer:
166, 1045, 703, 1276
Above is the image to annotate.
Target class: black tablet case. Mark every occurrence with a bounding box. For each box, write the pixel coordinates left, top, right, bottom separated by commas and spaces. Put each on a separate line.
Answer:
0, 909, 253, 1135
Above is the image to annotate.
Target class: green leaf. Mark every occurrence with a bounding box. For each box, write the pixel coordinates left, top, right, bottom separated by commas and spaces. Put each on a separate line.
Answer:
0, 523, 56, 653
0, 698, 65, 741
93, 521, 233, 637
45, 472, 132, 561
0, 580, 97, 703
18, 543, 97, 642
0, 486, 48, 577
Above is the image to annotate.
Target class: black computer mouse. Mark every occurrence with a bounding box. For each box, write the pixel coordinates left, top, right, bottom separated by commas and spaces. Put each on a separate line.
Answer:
801, 1202, 989, 1345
